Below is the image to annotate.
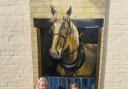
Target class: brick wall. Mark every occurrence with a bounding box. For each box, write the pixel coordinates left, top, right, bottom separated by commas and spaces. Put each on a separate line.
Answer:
0, 0, 34, 89
100, 0, 128, 89
2, 0, 128, 89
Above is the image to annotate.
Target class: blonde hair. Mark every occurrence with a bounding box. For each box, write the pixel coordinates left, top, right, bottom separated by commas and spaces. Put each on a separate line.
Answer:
36, 77, 48, 89
70, 83, 79, 89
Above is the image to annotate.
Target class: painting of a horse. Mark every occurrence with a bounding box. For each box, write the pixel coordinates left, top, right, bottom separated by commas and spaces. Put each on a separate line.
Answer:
49, 6, 97, 76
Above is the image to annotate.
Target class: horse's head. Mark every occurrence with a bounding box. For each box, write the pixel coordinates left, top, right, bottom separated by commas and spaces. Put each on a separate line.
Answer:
49, 6, 73, 59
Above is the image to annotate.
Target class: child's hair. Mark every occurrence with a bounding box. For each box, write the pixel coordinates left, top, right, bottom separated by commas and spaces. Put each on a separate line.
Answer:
36, 77, 48, 89
70, 82, 79, 89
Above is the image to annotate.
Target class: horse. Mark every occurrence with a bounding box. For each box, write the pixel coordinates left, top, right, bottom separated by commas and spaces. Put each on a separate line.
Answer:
49, 6, 97, 76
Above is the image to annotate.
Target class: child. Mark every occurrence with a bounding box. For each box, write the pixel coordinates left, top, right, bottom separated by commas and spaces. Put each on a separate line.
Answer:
36, 77, 48, 89
70, 83, 80, 89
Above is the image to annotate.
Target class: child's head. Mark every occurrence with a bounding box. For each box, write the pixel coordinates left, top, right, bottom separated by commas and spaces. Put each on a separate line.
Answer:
36, 77, 48, 89
70, 83, 80, 89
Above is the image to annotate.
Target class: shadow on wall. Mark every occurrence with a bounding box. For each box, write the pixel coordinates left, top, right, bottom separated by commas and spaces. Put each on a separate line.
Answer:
98, 0, 110, 89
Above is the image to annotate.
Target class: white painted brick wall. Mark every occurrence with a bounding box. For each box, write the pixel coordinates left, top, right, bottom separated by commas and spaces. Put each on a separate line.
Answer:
101, 0, 128, 89
0, 0, 34, 89
1, 0, 128, 89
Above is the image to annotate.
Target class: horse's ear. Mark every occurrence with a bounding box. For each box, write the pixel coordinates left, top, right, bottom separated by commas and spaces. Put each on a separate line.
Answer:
50, 6, 56, 15
66, 6, 72, 16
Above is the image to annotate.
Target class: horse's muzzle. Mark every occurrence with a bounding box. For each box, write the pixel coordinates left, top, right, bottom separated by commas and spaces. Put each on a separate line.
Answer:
49, 48, 61, 59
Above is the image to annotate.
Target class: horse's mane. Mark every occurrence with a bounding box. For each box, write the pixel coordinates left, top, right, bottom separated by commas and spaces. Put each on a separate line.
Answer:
69, 21, 79, 46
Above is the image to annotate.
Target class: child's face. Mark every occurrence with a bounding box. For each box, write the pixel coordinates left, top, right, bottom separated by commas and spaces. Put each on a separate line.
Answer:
71, 86, 79, 89
71, 87, 79, 89
39, 81, 48, 89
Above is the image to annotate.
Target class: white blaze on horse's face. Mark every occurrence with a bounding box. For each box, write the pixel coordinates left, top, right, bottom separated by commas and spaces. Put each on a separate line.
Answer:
50, 22, 62, 58
49, 6, 72, 59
